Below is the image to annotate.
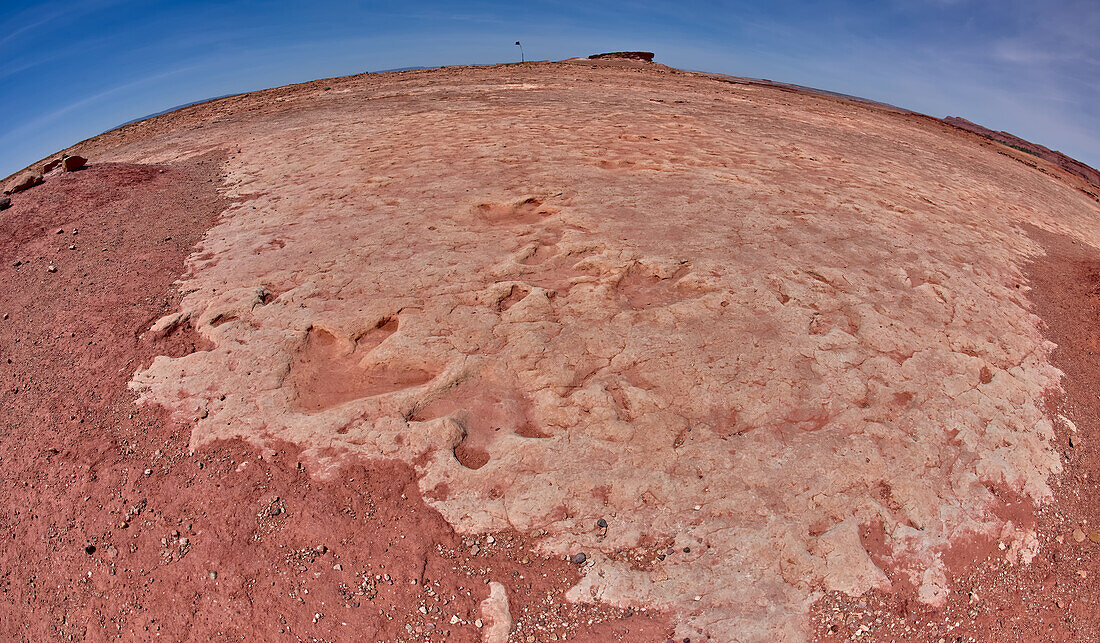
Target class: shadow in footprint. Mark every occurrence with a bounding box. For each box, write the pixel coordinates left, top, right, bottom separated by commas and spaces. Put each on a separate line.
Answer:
617, 263, 691, 310
411, 376, 546, 470
497, 285, 531, 312
474, 197, 556, 225
289, 318, 434, 412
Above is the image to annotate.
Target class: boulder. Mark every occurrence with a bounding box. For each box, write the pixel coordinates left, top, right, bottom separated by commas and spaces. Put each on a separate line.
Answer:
42, 159, 61, 173
0, 197, 9, 211
62, 155, 87, 172
6, 172, 43, 195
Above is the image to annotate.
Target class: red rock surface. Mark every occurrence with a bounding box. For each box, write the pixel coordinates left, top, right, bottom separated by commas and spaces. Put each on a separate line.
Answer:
944, 116, 1100, 198
2, 60, 1100, 642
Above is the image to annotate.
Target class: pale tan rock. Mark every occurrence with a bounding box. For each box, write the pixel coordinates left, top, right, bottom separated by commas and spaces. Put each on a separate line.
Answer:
479, 581, 512, 643
115, 62, 1100, 641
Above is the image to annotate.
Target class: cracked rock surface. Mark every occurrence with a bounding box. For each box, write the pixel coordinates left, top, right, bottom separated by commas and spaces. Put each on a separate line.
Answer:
82, 59, 1100, 640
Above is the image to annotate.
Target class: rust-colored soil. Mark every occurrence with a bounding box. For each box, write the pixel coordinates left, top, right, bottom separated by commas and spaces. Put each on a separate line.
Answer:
0, 160, 669, 641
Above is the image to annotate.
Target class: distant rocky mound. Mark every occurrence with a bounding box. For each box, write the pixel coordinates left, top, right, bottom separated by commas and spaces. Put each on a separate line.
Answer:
588, 51, 654, 62
944, 116, 1100, 191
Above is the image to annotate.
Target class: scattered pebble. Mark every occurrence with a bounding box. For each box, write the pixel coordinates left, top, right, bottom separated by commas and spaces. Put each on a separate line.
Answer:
1073, 529, 1086, 543
84, 544, 96, 555
47, 265, 57, 273
597, 518, 607, 529
571, 552, 587, 565
208, 570, 218, 580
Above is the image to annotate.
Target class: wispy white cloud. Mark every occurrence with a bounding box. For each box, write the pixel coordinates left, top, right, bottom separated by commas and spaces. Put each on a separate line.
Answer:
0, 63, 200, 146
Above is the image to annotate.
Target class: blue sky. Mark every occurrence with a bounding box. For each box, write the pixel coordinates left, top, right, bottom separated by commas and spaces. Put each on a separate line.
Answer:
1, 0, 1097, 178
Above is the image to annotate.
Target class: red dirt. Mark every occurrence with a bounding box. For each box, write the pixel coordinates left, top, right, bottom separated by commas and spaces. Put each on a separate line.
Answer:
810, 226, 1100, 641
0, 160, 671, 641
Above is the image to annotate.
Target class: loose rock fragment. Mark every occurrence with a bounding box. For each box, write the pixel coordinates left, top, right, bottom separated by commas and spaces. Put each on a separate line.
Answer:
6, 172, 42, 194
479, 581, 512, 643
62, 155, 87, 172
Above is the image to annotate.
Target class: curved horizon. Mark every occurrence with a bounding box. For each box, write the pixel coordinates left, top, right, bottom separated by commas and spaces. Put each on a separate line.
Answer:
1, 0, 1097, 178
